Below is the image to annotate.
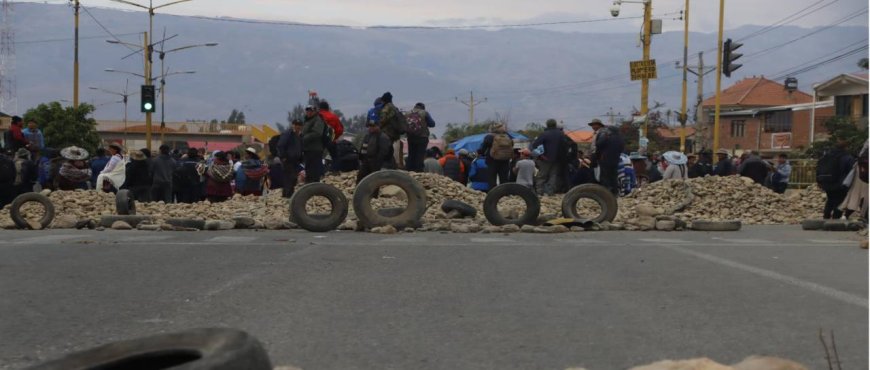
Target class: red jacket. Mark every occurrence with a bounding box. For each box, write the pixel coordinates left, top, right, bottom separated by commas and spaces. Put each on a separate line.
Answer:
319, 110, 343, 142
10, 124, 27, 149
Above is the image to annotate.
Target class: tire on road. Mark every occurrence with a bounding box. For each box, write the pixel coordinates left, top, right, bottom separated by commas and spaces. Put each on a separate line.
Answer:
115, 189, 136, 215
441, 200, 477, 218
353, 170, 427, 230
290, 183, 348, 232
9, 192, 56, 230
561, 184, 618, 223
99, 215, 154, 228
27, 328, 272, 370
691, 220, 742, 231
165, 218, 207, 230
821, 220, 862, 232
483, 183, 540, 226
801, 219, 826, 230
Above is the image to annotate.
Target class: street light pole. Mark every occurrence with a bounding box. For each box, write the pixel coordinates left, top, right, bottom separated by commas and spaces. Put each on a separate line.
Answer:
90, 81, 137, 145
156, 42, 217, 142
73, 0, 80, 108
679, 0, 690, 153
640, 0, 652, 140
713, 0, 725, 157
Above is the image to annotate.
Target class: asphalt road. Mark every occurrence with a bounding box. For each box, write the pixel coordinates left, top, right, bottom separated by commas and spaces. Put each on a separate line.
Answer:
0, 226, 866, 370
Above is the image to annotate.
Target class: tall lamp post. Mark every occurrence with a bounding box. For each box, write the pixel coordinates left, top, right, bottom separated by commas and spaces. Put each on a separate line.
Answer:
610, 0, 652, 150
155, 42, 217, 141
89, 82, 138, 144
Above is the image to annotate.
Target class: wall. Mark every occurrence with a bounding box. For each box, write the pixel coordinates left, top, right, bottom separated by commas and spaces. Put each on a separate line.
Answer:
717, 106, 834, 155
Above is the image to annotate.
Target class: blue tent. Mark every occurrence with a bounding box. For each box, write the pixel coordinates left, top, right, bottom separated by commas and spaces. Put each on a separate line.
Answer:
449, 132, 529, 153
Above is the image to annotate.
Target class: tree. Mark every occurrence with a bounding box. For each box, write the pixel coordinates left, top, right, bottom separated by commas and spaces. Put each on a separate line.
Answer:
442, 121, 497, 143
23, 102, 101, 154
275, 122, 286, 132
227, 109, 239, 124
235, 111, 246, 124
805, 116, 869, 158
287, 104, 305, 124
517, 122, 545, 141
859, 58, 869, 70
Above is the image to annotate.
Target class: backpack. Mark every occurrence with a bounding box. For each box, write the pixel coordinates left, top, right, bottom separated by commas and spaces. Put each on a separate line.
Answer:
405, 110, 427, 138
174, 161, 201, 187
816, 150, 847, 191
244, 164, 269, 180
490, 134, 514, 161
0, 154, 14, 184
321, 123, 335, 148
394, 109, 408, 137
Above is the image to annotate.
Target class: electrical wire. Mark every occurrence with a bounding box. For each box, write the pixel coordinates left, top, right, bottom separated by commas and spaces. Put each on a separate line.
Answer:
735, 0, 838, 42
742, 8, 868, 61
13, 32, 142, 45
769, 44, 869, 80
80, 4, 140, 53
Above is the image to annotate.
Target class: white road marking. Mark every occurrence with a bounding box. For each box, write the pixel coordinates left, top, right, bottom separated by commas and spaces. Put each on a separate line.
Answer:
638, 238, 692, 244
710, 237, 774, 244
469, 238, 515, 243
115, 235, 174, 242
205, 236, 259, 243
808, 239, 854, 245
14, 235, 88, 244
659, 244, 868, 308
555, 239, 607, 244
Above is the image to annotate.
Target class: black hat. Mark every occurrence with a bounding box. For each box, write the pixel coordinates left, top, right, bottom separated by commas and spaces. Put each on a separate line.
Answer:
381, 92, 393, 104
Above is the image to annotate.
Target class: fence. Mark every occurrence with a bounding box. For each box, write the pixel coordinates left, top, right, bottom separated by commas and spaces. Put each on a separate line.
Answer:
789, 159, 816, 189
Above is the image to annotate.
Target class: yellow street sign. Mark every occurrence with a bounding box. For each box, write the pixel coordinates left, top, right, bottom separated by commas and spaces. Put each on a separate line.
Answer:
630, 59, 658, 81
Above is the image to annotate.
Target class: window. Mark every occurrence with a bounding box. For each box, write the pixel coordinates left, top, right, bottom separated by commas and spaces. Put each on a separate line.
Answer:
835, 95, 853, 117
730, 120, 745, 137
764, 111, 792, 133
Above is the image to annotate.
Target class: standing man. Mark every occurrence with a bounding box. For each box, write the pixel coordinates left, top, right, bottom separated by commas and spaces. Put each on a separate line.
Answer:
480, 123, 514, 189
531, 119, 566, 196
770, 153, 792, 194
816, 141, 854, 219
689, 150, 714, 178
22, 120, 45, 157
301, 105, 326, 183
378, 92, 404, 169
357, 121, 392, 184
712, 149, 734, 176
150, 145, 175, 203
318, 101, 344, 173
277, 119, 304, 198
737, 150, 767, 185
589, 118, 624, 196
405, 102, 436, 172
5, 116, 28, 152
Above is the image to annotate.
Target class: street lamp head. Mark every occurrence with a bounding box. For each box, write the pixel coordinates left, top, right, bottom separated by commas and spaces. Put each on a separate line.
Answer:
205, 43, 218, 47
106, 40, 120, 44
104, 69, 116, 72
610, 2, 621, 17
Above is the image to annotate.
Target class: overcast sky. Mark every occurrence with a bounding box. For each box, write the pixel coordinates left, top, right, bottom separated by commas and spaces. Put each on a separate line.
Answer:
70, 0, 868, 33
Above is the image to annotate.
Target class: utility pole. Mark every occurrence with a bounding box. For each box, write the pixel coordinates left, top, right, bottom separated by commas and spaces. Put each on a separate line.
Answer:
0, 0, 17, 114
73, 0, 80, 108
679, 52, 716, 150
678, 0, 689, 153
640, 0, 652, 139
456, 91, 487, 125
713, 0, 726, 157
602, 107, 622, 125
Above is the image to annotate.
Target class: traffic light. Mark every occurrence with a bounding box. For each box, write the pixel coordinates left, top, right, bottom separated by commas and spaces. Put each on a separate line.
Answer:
722, 38, 743, 78
140, 85, 156, 113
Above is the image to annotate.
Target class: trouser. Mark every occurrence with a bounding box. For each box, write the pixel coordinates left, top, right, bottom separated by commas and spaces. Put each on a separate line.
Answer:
824, 189, 848, 219
392, 140, 404, 170
282, 159, 299, 198
129, 186, 151, 202
772, 182, 788, 194
406, 136, 429, 172
487, 159, 511, 189
325, 141, 338, 172
535, 161, 560, 196
598, 165, 619, 196
304, 151, 323, 183
151, 182, 173, 203
357, 160, 384, 185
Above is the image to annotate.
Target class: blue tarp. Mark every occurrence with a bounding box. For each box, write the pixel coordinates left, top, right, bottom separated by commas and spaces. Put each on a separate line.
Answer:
449, 132, 528, 153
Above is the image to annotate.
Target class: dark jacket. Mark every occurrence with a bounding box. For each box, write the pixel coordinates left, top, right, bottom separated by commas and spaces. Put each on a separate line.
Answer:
335, 140, 359, 172
593, 129, 625, 167
713, 158, 734, 176
150, 154, 176, 185
689, 160, 713, 178
738, 155, 768, 184
360, 131, 392, 167
301, 114, 326, 152
379, 103, 403, 141
122, 159, 151, 189
531, 128, 567, 163
440, 154, 464, 182
277, 129, 303, 162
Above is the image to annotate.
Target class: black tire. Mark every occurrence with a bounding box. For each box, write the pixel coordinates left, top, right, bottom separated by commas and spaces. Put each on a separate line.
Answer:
353, 170, 427, 230
441, 200, 477, 218
561, 184, 618, 223
691, 220, 742, 231
165, 218, 207, 230
821, 220, 861, 232
9, 192, 56, 230
801, 219, 826, 231
377, 207, 406, 218
483, 183, 540, 226
26, 328, 272, 370
115, 189, 136, 215
99, 215, 154, 228
289, 183, 348, 232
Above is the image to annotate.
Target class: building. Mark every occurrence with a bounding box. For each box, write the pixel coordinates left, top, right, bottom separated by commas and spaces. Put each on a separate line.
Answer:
96, 120, 252, 153
811, 73, 869, 141
655, 126, 696, 153
701, 76, 834, 156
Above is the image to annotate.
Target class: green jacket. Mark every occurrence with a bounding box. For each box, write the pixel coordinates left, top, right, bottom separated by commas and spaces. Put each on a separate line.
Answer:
379, 103, 402, 141
302, 114, 325, 152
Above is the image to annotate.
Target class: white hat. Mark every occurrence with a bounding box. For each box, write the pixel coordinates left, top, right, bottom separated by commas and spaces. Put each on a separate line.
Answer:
246, 147, 258, 155
663, 151, 688, 165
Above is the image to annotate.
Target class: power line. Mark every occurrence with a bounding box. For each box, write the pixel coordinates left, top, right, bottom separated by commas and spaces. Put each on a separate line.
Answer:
770, 44, 869, 80
735, 0, 838, 42
742, 8, 868, 61
14, 31, 141, 44
80, 4, 139, 53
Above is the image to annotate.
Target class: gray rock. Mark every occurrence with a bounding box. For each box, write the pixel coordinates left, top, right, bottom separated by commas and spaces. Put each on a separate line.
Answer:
635, 216, 657, 230
636, 203, 665, 217
570, 226, 585, 232
403, 227, 415, 233
160, 223, 174, 231
609, 222, 625, 230
111, 221, 133, 230
521, 224, 536, 233
655, 220, 676, 231
264, 218, 289, 230
371, 225, 398, 234
451, 224, 471, 233
500, 224, 521, 233
51, 215, 78, 229
550, 225, 570, 233
137, 224, 161, 231
232, 216, 256, 229
483, 226, 501, 234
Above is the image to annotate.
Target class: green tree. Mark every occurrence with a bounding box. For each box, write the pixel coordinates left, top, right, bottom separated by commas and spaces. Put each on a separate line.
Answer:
23, 102, 101, 153
805, 116, 869, 158
859, 58, 869, 70
275, 122, 286, 132
227, 109, 239, 124
442, 121, 497, 143
517, 122, 545, 140
235, 111, 246, 124
287, 104, 305, 124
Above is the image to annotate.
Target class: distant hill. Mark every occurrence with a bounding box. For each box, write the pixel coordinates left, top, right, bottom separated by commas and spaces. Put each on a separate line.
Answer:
6, 2, 868, 133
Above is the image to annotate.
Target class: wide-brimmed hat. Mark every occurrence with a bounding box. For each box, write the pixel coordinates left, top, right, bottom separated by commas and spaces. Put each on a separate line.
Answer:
588, 118, 604, 127
716, 149, 731, 156
60, 146, 89, 161
663, 151, 688, 165
246, 147, 258, 155
130, 150, 146, 161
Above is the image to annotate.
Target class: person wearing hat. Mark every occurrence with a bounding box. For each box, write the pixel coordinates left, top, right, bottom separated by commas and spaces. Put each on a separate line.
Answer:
356, 119, 392, 185
737, 150, 767, 185
513, 148, 536, 189
457, 149, 473, 185
480, 123, 514, 188
96, 144, 126, 192
377, 92, 404, 169
205, 151, 234, 202
661, 151, 689, 180
439, 148, 466, 182
302, 104, 326, 183
121, 149, 152, 202
530, 119, 569, 196
712, 149, 735, 176
588, 118, 625, 195
149, 145, 176, 203
236, 147, 268, 196
689, 150, 714, 178
424, 148, 444, 175
55, 146, 91, 190
318, 100, 344, 173
277, 119, 304, 198
405, 102, 437, 173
